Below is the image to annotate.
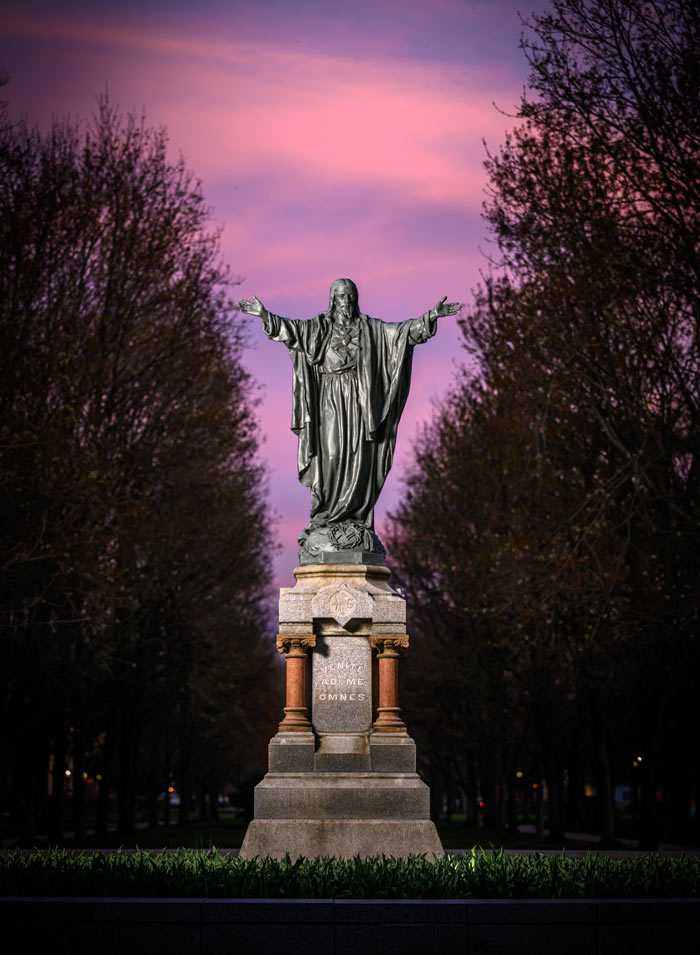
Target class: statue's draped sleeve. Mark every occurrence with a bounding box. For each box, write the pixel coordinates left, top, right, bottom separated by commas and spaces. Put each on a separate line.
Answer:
261, 310, 331, 485
357, 311, 437, 490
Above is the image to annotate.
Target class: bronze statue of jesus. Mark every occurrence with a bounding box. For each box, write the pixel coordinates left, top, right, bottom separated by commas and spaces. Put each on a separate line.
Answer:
239, 279, 459, 564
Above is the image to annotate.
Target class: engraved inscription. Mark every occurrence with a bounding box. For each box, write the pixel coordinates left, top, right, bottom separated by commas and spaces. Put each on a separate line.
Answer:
311, 636, 372, 733
318, 664, 366, 700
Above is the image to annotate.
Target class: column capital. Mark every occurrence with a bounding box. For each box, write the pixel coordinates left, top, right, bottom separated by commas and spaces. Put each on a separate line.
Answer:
370, 635, 409, 656
277, 634, 317, 657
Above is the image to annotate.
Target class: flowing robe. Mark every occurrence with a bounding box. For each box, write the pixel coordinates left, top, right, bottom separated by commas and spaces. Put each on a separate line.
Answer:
262, 309, 437, 529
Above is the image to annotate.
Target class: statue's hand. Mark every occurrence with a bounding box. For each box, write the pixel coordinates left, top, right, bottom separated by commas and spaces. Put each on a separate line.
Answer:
431, 296, 461, 318
237, 295, 266, 317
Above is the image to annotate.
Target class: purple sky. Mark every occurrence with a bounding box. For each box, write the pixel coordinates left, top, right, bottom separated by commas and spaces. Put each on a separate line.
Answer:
1, 0, 548, 587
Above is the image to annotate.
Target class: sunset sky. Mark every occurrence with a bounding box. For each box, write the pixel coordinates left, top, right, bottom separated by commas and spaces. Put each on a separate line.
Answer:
1, 0, 548, 586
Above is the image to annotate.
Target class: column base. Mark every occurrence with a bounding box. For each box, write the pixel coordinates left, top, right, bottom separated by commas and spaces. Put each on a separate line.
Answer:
373, 706, 407, 733
278, 706, 313, 733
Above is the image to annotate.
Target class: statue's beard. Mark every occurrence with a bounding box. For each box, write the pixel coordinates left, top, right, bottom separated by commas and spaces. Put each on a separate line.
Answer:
334, 304, 356, 323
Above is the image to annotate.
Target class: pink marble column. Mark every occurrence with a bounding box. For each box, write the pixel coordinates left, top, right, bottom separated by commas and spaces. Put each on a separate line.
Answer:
371, 635, 409, 733
276, 635, 315, 732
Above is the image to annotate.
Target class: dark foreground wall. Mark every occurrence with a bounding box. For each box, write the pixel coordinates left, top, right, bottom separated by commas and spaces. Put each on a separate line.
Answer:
3, 897, 699, 953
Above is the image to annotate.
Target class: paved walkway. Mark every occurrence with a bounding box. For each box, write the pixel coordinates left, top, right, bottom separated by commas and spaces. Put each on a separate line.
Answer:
514, 823, 699, 855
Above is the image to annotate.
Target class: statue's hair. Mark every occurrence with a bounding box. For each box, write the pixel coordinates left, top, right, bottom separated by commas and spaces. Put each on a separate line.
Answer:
328, 278, 359, 317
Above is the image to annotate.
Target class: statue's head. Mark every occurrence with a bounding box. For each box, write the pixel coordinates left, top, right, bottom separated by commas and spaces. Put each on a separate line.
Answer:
328, 278, 359, 322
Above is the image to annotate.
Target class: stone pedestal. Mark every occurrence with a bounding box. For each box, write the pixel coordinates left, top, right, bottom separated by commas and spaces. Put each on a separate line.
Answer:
239, 564, 444, 860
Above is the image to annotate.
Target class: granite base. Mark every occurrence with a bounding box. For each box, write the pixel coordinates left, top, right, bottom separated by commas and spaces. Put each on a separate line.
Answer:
239, 818, 443, 861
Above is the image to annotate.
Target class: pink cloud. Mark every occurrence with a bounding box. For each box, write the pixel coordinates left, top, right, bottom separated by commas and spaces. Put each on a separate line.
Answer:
141, 55, 515, 207
3, 10, 517, 203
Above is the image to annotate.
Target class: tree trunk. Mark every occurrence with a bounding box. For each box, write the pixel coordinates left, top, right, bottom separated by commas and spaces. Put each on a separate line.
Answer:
96, 708, 116, 836
522, 784, 532, 826
479, 739, 504, 831
535, 774, 545, 839
146, 717, 161, 829
566, 741, 587, 833
47, 720, 67, 844
667, 764, 690, 843
178, 720, 192, 828
503, 743, 519, 832
163, 722, 172, 828
16, 724, 50, 847
466, 762, 479, 826
638, 702, 664, 850
597, 736, 616, 848
544, 745, 565, 843
210, 789, 220, 822
639, 760, 660, 850
71, 721, 87, 841
117, 705, 138, 834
